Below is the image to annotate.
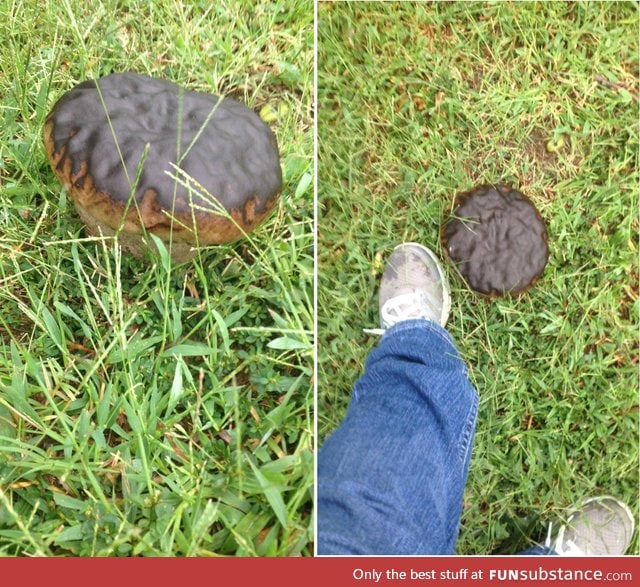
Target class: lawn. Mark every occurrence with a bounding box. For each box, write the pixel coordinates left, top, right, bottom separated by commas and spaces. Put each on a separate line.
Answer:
0, 0, 313, 555
317, 1, 638, 554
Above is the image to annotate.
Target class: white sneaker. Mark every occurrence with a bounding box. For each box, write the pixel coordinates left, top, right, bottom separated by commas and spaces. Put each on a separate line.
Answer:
544, 496, 635, 555
366, 243, 451, 335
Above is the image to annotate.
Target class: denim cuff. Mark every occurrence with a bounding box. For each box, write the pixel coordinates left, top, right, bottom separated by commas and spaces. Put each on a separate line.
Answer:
382, 318, 456, 351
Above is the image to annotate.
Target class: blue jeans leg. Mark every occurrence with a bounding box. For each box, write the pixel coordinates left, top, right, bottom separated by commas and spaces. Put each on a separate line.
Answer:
519, 545, 555, 555
318, 319, 479, 555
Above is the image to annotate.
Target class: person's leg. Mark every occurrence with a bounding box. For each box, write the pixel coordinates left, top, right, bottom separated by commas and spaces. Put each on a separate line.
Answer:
317, 243, 478, 554
519, 545, 554, 555
317, 318, 478, 554
318, 242, 478, 555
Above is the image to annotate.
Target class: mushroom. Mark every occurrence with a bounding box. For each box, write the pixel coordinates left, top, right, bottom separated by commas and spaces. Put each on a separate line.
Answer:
441, 184, 549, 296
43, 72, 282, 261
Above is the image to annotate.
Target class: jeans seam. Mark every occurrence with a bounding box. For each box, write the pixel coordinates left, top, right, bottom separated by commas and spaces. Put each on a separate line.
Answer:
457, 392, 479, 468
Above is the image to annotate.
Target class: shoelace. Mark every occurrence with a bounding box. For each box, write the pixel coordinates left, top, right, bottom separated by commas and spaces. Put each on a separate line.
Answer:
543, 521, 585, 555
364, 292, 441, 336
380, 291, 440, 328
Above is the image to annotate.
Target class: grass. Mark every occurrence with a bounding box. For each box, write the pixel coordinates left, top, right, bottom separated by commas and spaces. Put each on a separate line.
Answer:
0, 0, 313, 555
317, 1, 638, 554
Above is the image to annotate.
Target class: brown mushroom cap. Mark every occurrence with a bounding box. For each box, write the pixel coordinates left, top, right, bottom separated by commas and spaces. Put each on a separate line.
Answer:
441, 185, 549, 296
43, 72, 282, 260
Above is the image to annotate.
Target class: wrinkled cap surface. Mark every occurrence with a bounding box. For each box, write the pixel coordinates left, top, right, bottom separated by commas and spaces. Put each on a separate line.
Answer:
441, 185, 549, 296
44, 72, 282, 245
